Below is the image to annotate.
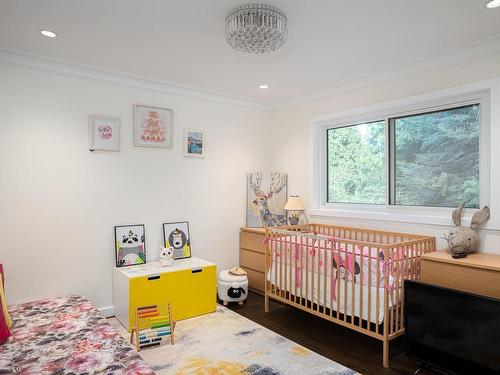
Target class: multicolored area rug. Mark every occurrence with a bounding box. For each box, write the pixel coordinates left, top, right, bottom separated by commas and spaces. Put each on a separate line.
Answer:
112, 306, 358, 375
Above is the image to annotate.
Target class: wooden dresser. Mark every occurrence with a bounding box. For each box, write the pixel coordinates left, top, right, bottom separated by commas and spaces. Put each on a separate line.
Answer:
421, 250, 500, 299
239, 227, 266, 294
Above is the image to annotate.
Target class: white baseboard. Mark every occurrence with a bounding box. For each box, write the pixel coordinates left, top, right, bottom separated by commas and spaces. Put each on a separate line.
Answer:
98, 306, 115, 318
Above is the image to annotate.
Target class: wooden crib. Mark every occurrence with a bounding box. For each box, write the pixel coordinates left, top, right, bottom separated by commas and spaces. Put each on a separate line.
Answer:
264, 223, 435, 368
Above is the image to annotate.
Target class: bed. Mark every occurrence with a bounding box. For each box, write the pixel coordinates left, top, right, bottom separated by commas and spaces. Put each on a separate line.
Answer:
265, 224, 435, 368
0, 295, 155, 374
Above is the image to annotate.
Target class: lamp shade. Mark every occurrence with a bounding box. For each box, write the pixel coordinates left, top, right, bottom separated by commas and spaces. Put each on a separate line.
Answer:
284, 196, 305, 211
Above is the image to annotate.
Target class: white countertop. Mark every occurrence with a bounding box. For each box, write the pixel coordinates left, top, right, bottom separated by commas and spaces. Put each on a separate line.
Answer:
115, 256, 216, 278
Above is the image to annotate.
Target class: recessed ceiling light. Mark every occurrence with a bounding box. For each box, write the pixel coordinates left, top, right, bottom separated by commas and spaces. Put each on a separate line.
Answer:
259, 84, 269, 89
486, 0, 500, 8
40, 30, 57, 38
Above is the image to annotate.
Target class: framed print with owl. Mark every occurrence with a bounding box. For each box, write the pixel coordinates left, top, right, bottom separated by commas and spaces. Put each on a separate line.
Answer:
133, 104, 173, 148
114, 224, 146, 267
162, 221, 191, 259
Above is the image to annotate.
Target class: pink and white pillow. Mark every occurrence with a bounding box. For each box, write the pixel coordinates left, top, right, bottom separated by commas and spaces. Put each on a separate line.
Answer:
0, 264, 11, 344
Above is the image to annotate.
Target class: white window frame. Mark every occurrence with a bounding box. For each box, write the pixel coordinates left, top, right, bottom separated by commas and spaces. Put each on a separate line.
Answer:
310, 88, 491, 227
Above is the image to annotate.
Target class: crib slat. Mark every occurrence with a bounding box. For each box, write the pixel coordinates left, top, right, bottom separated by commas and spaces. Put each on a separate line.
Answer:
367, 244, 372, 330
280, 234, 283, 297
403, 244, 409, 330
358, 246, 364, 329
323, 238, 327, 313
274, 233, 278, 295
316, 239, 320, 312
390, 247, 395, 335
343, 240, 348, 323
336, 241, 341, 319
417, 241, 422, 280
311, 237, 315, 309
306, 236, 310, 307
330, 238, 334, 318
293, 235, 298, 304
300, 236, 304, 305
395, 246, 402, 333
289, 234, 292, 301
289, 234, 292, 303
351, 245, 355, 322
376, 247, 381, 333
411, 242, 417, 280
285, 234, 289, 301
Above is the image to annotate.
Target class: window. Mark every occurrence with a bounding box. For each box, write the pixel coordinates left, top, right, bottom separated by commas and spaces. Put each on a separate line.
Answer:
319, 93, 487, 213
327, 121, 385, 204
391, 105, 480, 208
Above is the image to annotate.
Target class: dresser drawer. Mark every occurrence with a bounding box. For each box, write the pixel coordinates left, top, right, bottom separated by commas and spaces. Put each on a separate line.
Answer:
421, 259, 500, 300
240, 231, 265, 254
128, 265, 216, 329
240, 249, 265, 273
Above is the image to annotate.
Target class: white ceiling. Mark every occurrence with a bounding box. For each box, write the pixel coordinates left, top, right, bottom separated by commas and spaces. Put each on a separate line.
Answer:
1, 0, 500, 103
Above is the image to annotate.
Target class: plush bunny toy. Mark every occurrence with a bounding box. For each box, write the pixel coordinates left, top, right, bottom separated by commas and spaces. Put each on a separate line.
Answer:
443, 203, 490, 258
159, 246, 174, 267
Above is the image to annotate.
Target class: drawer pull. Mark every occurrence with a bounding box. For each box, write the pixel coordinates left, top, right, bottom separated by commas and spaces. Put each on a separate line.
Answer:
148, 274, 160, 281
191, 267, 203, 274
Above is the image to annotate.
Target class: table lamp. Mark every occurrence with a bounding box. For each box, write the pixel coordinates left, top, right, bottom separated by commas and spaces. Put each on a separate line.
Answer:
284, 195, 305, 225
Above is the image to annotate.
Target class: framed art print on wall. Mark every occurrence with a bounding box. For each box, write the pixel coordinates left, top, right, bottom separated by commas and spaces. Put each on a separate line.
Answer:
114, 224, 146, 267
133, 104, 173, 148
247, 172, 288, 228
88, 115, 120, 151
162, 222, 191, 259
184, 129, 205, 158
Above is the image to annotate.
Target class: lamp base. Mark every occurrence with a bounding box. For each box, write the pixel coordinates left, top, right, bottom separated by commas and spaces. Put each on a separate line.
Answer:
289, 216, 299, 225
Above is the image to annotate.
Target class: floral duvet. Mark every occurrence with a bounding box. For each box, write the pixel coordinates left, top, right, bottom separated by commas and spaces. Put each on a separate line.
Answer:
0, 295, 155, 374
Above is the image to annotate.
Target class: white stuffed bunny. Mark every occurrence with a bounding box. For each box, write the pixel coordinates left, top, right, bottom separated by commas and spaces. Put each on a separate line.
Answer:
159, 246, 174, 267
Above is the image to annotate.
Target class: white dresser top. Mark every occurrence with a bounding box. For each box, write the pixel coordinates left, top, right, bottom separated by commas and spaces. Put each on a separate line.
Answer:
115, 256, 216, 278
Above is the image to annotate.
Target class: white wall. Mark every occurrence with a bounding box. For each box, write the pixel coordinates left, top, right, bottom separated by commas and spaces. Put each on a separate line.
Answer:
0, 64, 268, 310
267, 53, 500, 254
3, 51, 500, 312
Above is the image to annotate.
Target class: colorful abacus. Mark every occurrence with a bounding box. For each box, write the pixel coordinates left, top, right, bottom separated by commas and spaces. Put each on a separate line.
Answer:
130, 303, 175, 351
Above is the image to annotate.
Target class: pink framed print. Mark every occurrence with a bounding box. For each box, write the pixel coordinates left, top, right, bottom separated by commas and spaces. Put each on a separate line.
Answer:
133, 104, 173, 148
88, 115, 120, 152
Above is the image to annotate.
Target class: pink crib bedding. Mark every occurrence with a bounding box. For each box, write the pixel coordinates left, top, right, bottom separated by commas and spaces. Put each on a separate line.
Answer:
267, 235, 407, 290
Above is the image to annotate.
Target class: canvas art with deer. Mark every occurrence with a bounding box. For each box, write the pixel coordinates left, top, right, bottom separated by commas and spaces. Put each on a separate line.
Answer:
247, 172, 287, 227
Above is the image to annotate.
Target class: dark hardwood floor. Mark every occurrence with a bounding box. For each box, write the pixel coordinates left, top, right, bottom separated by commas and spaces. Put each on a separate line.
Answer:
227, 292, 438, 375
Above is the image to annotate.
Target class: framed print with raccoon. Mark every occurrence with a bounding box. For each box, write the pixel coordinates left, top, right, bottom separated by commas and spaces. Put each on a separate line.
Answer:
114, 224, 146, 267
162, 222, 191, 260
133, 104, 173, 148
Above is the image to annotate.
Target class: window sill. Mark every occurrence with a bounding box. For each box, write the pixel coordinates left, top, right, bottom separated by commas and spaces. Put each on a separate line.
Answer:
309, 205, 499, 231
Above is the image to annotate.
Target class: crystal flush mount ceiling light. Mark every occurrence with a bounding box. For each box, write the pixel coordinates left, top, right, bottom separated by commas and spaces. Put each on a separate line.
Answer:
225, 4, 287, 54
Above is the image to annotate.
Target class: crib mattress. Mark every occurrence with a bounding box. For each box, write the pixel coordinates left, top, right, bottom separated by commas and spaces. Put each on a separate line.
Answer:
267, 262, 396, 325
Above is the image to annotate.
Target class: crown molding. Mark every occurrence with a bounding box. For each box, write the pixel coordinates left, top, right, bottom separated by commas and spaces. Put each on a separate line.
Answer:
2, 32, 500, 111
271, 33, 500, 110
0, 47, 270, 110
